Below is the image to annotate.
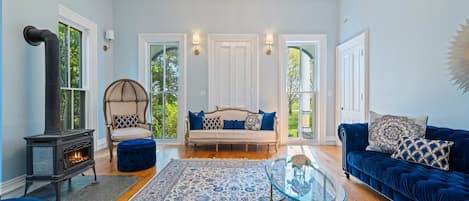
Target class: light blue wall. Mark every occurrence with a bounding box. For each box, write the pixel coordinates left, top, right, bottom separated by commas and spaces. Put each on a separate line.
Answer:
0, 0, 3, 183
112, 0, 339, 137
59, 0, 114, 140
2, 0, 58, 181
339, 0, 469, 130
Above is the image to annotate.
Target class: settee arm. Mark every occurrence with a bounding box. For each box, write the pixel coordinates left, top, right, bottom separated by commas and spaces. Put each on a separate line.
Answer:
185, 117, 190, 146
338, 123, 368, 174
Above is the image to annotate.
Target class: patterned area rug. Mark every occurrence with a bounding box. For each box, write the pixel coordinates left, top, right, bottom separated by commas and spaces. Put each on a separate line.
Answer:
131, 159, 284, 201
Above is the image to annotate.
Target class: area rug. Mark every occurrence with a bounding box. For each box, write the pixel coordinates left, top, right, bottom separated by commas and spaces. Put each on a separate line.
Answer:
131, 159, 284, 201
25, 175, 138, 201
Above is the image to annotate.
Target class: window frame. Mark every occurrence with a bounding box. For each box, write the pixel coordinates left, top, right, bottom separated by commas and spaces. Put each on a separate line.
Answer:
59, 5, 99, 149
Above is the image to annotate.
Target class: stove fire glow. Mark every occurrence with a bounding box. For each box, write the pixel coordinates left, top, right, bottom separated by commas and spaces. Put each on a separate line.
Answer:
65, 150, 90, 168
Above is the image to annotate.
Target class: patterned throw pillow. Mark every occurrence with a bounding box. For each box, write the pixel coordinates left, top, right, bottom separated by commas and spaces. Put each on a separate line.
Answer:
203, 116, 223, 130
391, 137, 453, 171
113, 114, 138, 129
245, 114, 263, 130
367, 111, 428, 154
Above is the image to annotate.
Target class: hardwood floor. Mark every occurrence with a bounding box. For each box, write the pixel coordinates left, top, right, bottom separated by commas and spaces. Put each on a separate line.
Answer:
90, 144, 387, 201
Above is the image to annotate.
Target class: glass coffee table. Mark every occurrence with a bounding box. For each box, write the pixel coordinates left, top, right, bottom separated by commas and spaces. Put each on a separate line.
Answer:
265, 158, 345, 201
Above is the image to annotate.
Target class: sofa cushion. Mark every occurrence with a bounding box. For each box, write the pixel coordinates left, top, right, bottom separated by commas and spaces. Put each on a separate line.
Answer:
189, 111, 204, 130
245, 114, 263, 130
259, 110, 276, 130
367, 111, 427, 154
426, 126, 469, 174
347, 151, 469, 201
223, 120, 245, 129
189, 129, 276, 142
391, 137, 453, 171
203, 116, 223, 130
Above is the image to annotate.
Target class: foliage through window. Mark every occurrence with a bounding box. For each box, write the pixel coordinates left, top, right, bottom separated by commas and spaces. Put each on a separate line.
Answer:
150, 44, 179, 139
287, 46, 315, 139
59, 22, 85, 130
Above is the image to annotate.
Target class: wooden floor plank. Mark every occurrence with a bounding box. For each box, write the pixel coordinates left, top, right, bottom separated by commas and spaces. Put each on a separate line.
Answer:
90, 144, 387, 201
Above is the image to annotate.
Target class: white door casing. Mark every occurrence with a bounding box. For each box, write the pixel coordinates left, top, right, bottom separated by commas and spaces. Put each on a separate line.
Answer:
336, 32, 369, 128
208, 34, 259, 111
278, 34, 328, 145
138, 33, 187, 144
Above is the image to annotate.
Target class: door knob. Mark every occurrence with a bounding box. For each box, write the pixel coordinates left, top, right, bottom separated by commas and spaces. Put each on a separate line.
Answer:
341, 107, 344, 110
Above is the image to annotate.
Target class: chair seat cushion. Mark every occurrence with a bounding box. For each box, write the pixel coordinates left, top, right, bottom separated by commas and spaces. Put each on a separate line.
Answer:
111, 127, 152, 141
347, 151, 469, 201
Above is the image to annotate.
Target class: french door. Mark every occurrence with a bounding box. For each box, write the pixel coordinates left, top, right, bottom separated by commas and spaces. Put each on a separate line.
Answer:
286, 44, 317, 140
149, 43, 180, 140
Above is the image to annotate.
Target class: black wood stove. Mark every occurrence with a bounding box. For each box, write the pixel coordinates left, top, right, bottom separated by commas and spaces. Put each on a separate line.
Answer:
22, 26, 96, 201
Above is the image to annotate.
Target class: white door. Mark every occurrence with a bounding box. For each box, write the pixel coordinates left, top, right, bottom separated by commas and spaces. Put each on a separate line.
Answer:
208, 34, 259, 111
336, 32, 369, 125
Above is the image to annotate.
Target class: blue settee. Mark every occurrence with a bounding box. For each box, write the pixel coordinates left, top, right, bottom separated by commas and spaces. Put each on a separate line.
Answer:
338, 123, 469, 201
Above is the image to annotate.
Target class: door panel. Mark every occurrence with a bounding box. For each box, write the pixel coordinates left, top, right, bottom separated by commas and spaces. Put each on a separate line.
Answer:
337, 32, 368, 125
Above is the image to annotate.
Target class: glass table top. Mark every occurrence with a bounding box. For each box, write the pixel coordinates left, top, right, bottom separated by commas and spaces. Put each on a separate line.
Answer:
265, 157, 345, 201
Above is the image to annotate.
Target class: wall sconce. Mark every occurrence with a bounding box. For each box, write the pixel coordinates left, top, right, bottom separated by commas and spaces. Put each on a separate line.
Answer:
265, 33, 274, 55
103, 29, 115, 52
192, 33, 200, 55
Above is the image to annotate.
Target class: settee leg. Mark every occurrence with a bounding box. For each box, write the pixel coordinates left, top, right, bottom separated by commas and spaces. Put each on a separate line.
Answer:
344, 172, 350, 179
194, 144, 197, 151
267, 144, 270, 153
245, 144, 248, 152
216, 144, 219, 152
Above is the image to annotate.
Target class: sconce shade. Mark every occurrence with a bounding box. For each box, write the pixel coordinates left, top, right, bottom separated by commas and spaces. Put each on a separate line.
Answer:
193, 33, 200, 45
105, 30, 115, 40
265, 33, 274, 45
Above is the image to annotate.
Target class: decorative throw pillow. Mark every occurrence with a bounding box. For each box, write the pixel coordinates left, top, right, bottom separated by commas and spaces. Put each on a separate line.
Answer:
259, 110, 276, 130
189, 111, 204, 130
203, 116, 223, 130
245, 114, 263, 130
391, 137, 453, 171
113, 114, 138, 129
223, 120, 245, 129
367, 111, 428, 154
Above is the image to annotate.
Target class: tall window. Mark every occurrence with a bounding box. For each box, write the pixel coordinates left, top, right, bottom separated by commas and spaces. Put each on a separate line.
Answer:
150, 43, 179, 139
59, 22, 85, 129
287, 45, 316, 140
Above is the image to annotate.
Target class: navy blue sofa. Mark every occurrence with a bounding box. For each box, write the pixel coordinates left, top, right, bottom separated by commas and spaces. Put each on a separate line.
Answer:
338, 123, 469, 201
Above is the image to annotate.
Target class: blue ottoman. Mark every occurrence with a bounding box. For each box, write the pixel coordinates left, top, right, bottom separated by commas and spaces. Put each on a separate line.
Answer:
117, 139, 156, 172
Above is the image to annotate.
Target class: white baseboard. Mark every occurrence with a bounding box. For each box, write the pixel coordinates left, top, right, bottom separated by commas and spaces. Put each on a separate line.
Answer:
0, 175, 47, 199
326, 135, 338, 145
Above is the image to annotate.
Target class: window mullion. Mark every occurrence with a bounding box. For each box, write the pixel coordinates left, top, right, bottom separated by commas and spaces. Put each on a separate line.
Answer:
70, 90, 74, 129
162, 45, 167, 139
67, 25, 71, 89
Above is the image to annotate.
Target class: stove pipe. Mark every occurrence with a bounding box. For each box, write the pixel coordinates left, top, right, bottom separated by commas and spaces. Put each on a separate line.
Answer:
23, 26, 61, 134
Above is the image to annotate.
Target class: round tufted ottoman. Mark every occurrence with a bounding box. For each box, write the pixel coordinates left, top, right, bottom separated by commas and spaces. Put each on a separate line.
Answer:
117, 138, 156, 172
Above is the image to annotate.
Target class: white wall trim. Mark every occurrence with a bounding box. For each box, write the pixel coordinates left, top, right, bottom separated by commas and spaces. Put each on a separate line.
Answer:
0, 175, 47, 199
335, 31, 369, 144
278, 34, 328, 145
59, 5, 99, 149
96, 138, 107, 151
138, 33, 187, 144
207, 34, 260, 111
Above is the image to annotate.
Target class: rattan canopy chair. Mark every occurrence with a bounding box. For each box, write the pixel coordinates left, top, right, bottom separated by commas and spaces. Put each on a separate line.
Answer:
104, 79, 152, 161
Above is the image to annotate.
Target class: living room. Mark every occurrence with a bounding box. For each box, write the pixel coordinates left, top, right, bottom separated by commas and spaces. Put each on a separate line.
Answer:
1, 0, 468, 201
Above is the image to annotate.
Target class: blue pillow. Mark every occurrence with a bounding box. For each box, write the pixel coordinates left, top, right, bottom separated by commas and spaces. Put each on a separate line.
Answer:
259, 110, 276, 130
224, 120, 245, 129
188, 111, 204, 130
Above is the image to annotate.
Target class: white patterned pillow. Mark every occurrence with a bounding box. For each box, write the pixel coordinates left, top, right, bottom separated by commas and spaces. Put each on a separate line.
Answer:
113, 114, 138, 129
391, 137, 453, 171
203, 116, 223, 130
245, 114, 263, 130
367, 111, 428, 154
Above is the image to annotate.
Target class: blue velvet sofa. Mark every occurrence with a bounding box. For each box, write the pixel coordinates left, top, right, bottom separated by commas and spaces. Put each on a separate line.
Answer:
338, 123, 469, 201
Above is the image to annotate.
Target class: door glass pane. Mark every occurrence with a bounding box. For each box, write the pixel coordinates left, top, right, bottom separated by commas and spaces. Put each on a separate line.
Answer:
287, 45, 316, 140
150, 43, 179, 139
